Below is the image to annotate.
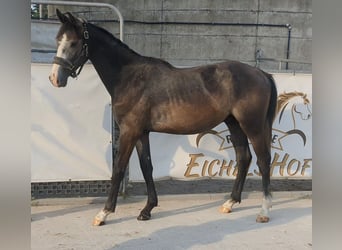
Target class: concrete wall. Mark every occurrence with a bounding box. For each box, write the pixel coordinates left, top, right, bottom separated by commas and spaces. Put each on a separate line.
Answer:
40, 0, 312, 72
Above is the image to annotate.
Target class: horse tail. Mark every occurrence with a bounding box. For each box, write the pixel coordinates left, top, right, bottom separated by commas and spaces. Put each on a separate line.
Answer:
264, 72, 278, 128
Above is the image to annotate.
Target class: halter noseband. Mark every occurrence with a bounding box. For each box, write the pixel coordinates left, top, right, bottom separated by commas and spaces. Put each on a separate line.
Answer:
53, 22, 89, 78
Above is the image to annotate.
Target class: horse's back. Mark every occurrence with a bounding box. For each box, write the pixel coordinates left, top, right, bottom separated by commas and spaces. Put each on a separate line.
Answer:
142, 60, 272, 133
116, 58, 274, 134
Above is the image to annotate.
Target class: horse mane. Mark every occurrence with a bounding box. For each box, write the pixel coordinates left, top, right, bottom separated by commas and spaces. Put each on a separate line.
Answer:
276, 91, 310, 123
88, 22, 173, 67
88, 23, 139, 56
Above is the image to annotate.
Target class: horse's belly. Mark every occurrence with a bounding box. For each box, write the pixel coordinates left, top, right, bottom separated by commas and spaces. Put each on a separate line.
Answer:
151, 104, 227, 134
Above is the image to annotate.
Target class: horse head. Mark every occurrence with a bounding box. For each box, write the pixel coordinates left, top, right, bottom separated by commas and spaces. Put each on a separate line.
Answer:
49, 9, 89, 87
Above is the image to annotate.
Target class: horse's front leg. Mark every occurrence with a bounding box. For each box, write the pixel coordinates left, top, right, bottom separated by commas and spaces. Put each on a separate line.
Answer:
93, 127, 138, 226
92, 165, 126, 226
136, 132, 158, 220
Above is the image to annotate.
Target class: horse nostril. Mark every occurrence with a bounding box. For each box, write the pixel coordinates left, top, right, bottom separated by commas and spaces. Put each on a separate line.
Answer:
49, 73, 59, 87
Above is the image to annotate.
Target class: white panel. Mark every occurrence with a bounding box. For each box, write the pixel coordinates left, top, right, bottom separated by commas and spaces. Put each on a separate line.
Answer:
31, 64, 112, 182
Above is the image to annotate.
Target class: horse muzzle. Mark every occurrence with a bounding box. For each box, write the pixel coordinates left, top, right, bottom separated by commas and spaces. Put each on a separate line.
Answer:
49, 72, 68, 87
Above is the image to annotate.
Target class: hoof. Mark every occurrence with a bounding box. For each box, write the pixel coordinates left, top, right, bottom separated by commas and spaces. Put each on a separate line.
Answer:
93, 209, 110, 226
137, 212, 151, 221
92, 218, 105, 226
219, 206, 232, 214
256, 215, 270, 223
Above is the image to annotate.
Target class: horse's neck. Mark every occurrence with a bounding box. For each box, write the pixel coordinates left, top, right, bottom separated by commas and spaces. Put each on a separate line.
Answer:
87, 25, 140, 94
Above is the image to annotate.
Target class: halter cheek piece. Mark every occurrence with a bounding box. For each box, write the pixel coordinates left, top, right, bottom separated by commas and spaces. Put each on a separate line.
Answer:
53, 22, 89, 78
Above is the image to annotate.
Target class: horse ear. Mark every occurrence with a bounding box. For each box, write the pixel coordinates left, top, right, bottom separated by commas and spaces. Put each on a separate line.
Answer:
64, 12, 84, 27
66, 12, 78, 25
56, 9, 67, 23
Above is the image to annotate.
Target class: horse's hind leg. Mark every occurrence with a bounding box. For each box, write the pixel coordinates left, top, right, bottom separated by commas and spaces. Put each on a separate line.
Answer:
135, 132, 158, 220
248, 128, 272, 223
220, 116, 252, 213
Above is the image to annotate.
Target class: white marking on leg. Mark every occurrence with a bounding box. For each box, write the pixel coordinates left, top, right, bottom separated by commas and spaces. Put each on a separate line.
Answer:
93, 209, 110, 226
259, 195, 272, 217
220, 199, 237, 213
222, 199, 236, 209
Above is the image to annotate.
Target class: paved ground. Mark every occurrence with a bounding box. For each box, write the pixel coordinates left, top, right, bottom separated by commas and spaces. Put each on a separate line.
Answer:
31, 192, 312, 250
